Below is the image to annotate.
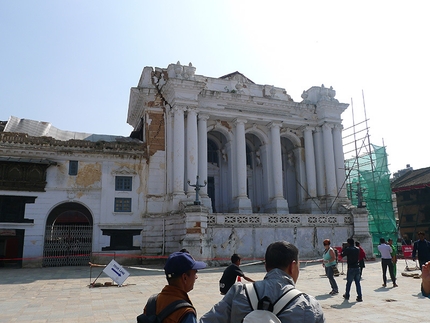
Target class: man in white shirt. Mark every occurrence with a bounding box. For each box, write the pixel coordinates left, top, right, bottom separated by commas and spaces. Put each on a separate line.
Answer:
377, 238, 397, 288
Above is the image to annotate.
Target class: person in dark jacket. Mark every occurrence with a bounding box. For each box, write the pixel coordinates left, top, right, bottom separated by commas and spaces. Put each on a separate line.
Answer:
341, 238, 363, 302
412, 231, 430, 270
219, 254, 254, 295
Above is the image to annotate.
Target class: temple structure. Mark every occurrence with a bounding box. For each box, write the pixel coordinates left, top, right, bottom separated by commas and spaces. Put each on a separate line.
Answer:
129, 63, 350, 215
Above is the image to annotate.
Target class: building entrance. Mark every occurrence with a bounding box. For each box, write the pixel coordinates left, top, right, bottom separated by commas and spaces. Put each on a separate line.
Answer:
43, 203, 93, 267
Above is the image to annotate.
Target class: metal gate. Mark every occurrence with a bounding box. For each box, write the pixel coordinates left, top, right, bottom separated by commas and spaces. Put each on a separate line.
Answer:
43, 224, 92, 267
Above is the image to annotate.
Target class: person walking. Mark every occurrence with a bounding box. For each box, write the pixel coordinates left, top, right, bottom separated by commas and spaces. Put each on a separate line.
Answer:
200, 241, 325, 323
355, 241, 366, 279
322, 239, 338, 295
140, 251, 206, 323
388, 238, 397, 277
219, 253, 255, 295
412, 231, 430, 270
378, 238, 397, 288
341, 238, 363, 302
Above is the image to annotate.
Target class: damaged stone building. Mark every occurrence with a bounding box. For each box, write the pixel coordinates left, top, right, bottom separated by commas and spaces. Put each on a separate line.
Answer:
0, 62, 372, 267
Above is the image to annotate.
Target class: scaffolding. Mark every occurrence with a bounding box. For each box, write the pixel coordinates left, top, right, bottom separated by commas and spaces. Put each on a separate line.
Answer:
343, 94, 397, 254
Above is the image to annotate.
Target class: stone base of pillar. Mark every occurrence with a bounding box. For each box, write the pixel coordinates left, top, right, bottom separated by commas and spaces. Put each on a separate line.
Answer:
265, 198, 289, 214
181, 206, 211, 260
351, 207, 373, 258
300, 198, 323, 214
230, 197, 252, 214
172, 192, 186, 210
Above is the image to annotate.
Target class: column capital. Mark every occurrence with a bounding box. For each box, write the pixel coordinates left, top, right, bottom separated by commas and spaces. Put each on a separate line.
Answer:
301, 125, 315, 133
172, 105, 187, 114
322, 122, 334, 130
198, 114, 210, 121
333, 123, 343, 130
233, 118, 247, 125
268, 121, 283, 129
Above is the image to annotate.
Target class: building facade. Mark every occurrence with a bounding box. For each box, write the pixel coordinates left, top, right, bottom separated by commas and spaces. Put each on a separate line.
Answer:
392, 166, 430, 242
0, 62, 373, 267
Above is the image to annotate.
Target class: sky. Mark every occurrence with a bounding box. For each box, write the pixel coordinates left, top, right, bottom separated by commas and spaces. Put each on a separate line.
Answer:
1, 1, 429, 175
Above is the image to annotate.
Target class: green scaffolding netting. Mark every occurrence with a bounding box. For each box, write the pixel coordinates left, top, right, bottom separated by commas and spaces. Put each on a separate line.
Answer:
345, 144, 397, 255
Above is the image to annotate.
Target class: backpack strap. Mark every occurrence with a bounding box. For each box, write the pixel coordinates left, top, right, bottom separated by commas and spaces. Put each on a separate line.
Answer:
244, 283, 259, 310
144, 294, 158, 316
156, 299, 195, 323
142, 294, 194, 323
272, 289, 304, 315
244, 283, 304, 316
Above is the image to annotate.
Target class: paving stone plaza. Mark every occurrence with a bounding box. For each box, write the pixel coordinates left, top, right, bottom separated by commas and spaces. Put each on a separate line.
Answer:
0, 259, 427, 322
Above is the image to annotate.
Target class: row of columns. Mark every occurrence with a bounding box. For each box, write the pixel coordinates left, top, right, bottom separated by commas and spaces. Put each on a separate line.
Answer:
172, 105, 346, 210
303, 123, 347, 200
171, 107, 286, 208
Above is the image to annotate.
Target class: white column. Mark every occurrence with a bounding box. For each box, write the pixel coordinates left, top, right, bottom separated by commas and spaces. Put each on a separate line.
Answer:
303, 126, 317, 198
198, 114, 209, 195
322, 123, 337, 197
186, 107, 198, 194
173, 106, 186, 195
269, 122, 284, 198
294, 147, 307, 204
333, 124, 347, 198
234, 118, 248, 198
313, 127, 325, 197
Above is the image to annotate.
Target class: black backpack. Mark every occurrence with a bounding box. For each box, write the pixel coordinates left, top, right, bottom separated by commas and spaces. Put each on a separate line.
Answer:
137, 294, 195, 323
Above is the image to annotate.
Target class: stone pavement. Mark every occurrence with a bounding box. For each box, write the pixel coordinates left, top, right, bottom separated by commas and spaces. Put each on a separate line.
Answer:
0, 258, 427, 322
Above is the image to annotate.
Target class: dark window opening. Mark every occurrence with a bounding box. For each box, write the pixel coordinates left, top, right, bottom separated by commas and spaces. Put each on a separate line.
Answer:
69, 161, 78, 176
114, 198, 132, 212
246, 144, 252, 168
207, 177, 216, 213
0, 195, 36, 223
101, 229, 141, 250
404, 214, 415, 223
208, 139, 219, 165
115, 176, 132, 191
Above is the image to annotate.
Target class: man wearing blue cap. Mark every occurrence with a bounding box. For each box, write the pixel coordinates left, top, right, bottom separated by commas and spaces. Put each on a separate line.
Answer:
142, 251, 206, 323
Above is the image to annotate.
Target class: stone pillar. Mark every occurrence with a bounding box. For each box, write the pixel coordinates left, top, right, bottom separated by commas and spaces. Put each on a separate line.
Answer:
173, 106, 186, 195
294, 146, 307, 206
235, 118, 248, 198
333, 124, 347, 198
198, 114, 209, 196
322, 123, 337, 197
266, 122, 288, 214
269, 122, 284, 199
303, 126, 317, 198
186, 107, 198, 195
313, 127, 325, 197
232, 118, 252, 213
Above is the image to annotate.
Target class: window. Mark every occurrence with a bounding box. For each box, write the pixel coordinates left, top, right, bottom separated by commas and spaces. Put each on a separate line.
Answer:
69, 161, 78, 176
115, 176, 132, 191
114, 198, 131, 212
101, 229, 141, 250
207, 139, 219, 165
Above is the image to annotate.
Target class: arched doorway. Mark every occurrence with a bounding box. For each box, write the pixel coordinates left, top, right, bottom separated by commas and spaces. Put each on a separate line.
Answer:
43, 202, 93, 267
207, 131, 231, 213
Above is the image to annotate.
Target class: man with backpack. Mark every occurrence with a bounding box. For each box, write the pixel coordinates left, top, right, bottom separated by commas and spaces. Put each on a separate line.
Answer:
199, 241, 325, 323
137, 251, 206, 323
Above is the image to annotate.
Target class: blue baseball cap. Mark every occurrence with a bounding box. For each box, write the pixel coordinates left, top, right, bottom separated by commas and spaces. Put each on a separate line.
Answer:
164, 252, 206, 278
